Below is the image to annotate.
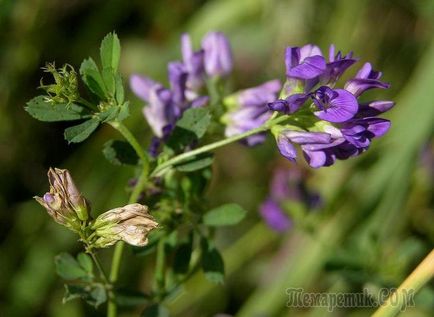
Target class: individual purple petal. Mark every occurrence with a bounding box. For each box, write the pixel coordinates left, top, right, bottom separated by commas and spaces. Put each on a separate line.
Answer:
129, 74, 156, 102
260, 199, 291, 232
202, 32, 233, 77
181, 33, 205, 90
356, 62, 382, 80
268, 93, 308, 114
270, 169, 291, 200
238, 80, 281, 108
282, 130, 331, 144
358, 100, 395, 117
190, 95, 209, 108
168, 62, 187, 105
366, 118, 391, 137
277, 135, 297, 161
344, 79, 390, 97
300, 44, 323, 60
313, 88, 358, 123
287, 55, 327, 80
143, 86, 176, 138
302, 150, 328, 168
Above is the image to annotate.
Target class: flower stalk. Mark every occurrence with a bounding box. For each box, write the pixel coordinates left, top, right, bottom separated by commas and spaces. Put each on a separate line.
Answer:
372, 249, 434, 317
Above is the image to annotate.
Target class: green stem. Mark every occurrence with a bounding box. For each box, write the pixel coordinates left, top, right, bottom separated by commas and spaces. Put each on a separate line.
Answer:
89, 251, 110, 285
372, 249, 434, 317
107, 122, 150, 317
155, 239, 166, 296
150, 115, 288, 177
109, 121, 148, 164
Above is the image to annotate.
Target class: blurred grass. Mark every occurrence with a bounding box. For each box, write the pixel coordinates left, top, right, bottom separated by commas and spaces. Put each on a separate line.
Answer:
0, 0, 433, 316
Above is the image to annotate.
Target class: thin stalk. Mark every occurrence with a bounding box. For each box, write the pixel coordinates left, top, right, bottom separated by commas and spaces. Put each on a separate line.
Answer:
150, 115, 288, 177
155, 239, 166, 296
89, 251, 110, 285
109, 121, 148, 164
372, 249, 434, 317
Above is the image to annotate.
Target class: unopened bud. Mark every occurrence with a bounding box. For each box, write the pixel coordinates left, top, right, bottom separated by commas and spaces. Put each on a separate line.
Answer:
92, 204, 158, 248
34, 168, 90, 230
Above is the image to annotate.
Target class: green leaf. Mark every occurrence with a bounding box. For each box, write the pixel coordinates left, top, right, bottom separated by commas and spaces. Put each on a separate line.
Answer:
100, 32, 121, 73
102, 67, 115, 96
115, 73, 125, 104
201, 239, 224, 284
175, 154, 214, 172
203, 203, 247, 226
80, 58, 107, 99
103, 140, 139, 166
141, 303, 170, 317
173, 237, 193, 275
63, 283, 107, 308
176, 108, 211, 139
97, 107, 118, 123
25, 96, 91, 122
117, 102, 130, 122
55, 253, 88, 280
77, 253, 93, 274
64, 118, 100, 143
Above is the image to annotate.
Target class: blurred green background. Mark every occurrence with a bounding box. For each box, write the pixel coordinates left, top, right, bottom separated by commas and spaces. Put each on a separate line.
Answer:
0, 0, 433, 316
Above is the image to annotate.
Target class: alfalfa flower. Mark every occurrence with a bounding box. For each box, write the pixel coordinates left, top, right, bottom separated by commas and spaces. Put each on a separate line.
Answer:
202, 31, 233, 77
92, 203, 158, 248
34, 168, 89, 230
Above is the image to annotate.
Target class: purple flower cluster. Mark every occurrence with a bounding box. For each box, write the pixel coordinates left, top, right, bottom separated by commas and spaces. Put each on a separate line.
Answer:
270, 45, 394, 168
260, 167, 321, 232
130, 32, 232, 154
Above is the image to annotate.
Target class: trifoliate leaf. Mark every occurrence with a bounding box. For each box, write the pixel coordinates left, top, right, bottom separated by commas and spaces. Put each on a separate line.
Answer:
64, 118, 100, 143
203, 203, 247, 226
55, 253, 88, 280
63, 283, 107, 308
25, 96, 91, 122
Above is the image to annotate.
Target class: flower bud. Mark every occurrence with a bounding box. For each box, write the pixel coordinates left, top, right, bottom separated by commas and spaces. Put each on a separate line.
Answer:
201, 32, 233, 77
92, 204, 158, 248
34, 168, 89, 229
39, 63, 79, 105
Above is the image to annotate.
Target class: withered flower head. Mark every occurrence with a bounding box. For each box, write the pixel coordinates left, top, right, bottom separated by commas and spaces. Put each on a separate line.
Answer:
92, 203, 158, 248
34, 168, 89, 229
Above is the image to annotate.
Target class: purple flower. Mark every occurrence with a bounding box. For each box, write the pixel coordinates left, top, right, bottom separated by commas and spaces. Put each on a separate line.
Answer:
181, 33, 205, 91
312, 87, 358, 123
285, 45, 326, 80
269, 47, 393, 168
202, 32, 233, 77
223, 80, 281, 146
345, 62, 390, 97
259, 167, 322, 232
260, 199, 291, 232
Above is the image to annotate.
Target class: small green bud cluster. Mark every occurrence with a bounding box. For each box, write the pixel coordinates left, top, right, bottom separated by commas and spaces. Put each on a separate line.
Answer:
39, 63, 79, 105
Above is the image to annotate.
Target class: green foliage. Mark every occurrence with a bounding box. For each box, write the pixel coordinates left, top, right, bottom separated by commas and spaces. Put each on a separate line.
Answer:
173, 236, 193, 275
176, 108, 211, 139
175, 154, 214, 172
115, 289, 149, 307
203, 203, 247, 226
200, 238, 225, 284
103, 139, 139, 165
100, 32, 121, 74
25, 96, 91, 121
141, 303, 170, 317
63, 283, 107, 308
54, 252, 93, 281
64, 118, 100, 143
80, 58, 107, 99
